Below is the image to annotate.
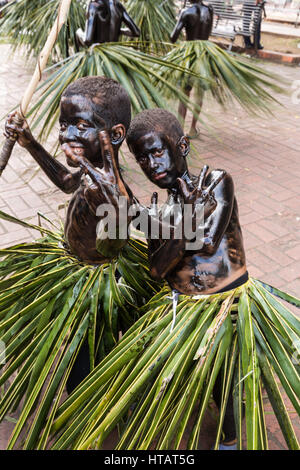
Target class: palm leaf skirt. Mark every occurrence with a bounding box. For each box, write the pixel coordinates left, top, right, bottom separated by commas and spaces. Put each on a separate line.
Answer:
157, 40, 286, 115
48, 279, 300, 450
0, 210, 299, 449
0, 210, 161, 449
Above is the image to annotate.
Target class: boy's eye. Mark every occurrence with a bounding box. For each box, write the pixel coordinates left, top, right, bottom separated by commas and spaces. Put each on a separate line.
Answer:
138, 155, 148, 164
77, 122, 90, 131
153, 149, 163, 157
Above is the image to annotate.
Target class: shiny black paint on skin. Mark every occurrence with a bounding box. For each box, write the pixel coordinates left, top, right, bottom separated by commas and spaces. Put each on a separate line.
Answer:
170, 0, 213, 43
59, 95, 132, 263
171, 0, 214, 136
78, 0, 140, 47
131, 128, 247, 295
59, 95, 105, 166
5, 94, 131, 264
129, 132, 188, 189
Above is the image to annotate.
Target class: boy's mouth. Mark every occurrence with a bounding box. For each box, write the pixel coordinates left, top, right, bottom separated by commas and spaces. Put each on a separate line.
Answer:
61, 143, 86, 167
62, 143, 85, 155
152, 171, 167, 181
66, 143, 85, 152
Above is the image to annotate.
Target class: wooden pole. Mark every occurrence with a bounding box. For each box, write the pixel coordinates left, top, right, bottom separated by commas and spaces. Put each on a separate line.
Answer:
0, 0, 72, 177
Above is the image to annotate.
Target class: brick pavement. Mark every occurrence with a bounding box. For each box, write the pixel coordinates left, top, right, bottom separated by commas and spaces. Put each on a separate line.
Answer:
0, 43, 299, 449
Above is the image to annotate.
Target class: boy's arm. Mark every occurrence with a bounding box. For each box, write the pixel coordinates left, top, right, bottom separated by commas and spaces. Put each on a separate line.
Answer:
198, 171, 235, 256
4, 112, 82, 193
62, 131, 133, 258
120, 4, 140, 37
148, 168, 227, 280
142, 193, 186, 280
170, 10, 186, 43
84, 1, 99, 46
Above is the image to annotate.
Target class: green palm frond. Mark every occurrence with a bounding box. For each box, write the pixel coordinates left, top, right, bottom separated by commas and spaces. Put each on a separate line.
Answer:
46, 280, 299, 450
0, 210, 161, 449
0, 210, 299, 449
157, 40, 287, 115
124, 0, 177, 53
0, 0, 87, 61
27, 42, 206, 140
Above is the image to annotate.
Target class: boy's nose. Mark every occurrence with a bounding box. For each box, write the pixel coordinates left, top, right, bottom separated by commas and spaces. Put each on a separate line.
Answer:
149, 156, 159, 170
61, 125, 79, 143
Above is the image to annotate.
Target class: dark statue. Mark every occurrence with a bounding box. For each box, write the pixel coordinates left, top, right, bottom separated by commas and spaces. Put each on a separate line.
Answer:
76, 0, 140, 48
170, 0, 214, 138
171, 0, 213, 43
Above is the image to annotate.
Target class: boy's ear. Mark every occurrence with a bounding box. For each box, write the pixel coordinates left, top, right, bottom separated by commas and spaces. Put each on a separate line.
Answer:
178, 135, 190, 158
111, 124, 126, 146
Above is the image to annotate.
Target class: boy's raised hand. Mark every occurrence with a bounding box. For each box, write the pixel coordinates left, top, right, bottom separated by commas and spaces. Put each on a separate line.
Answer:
4, 112, 33, 148
98, 129, 129, 198
196, 165, 226, 203
177, 165, 225, 218
62, 129, 130, 201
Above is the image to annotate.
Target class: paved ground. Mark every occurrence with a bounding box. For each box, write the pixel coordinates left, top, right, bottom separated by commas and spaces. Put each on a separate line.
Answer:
262, 21, 300, 37
0, 43, 299, 449
265, 6, 300, 26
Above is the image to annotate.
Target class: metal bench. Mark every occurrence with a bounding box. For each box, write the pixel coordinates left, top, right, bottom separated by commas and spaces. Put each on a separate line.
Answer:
205, 0, 264, 50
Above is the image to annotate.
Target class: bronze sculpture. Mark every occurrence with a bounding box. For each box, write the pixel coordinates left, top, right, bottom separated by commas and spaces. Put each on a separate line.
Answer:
76, 0, 140, 48
170, 0, 214, 138
171, 0, 213, 43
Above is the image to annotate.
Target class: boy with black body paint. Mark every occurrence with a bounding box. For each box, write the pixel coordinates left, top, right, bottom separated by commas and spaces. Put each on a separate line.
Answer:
126, 108, 248, 449
5, 76, 133, 264
76, 0, 140, 48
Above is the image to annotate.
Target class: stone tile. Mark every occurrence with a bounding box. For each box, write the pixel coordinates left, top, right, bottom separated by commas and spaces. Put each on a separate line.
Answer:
258, 272, 286, 289
248, 200, 276, 217
258, 218, 291, 238
0, 229, 32, 247
247, 249, 282, 274
277, 262, 300, 283
256, 244, 294, 267
271, 189, 298, 202
242, 229, 264, 250
240, 211, 264, 226
247, 264, 265, 279
286, 244, 300, 261
244, 222, 278, 243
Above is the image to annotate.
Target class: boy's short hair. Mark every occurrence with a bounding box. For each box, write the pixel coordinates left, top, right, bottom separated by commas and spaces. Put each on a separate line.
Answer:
62, 76, 131, 131
126, 109, 184, 149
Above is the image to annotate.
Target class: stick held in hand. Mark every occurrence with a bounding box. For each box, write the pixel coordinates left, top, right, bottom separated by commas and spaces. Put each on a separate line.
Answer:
0, 138, 16, 177
0, 0, 72, 178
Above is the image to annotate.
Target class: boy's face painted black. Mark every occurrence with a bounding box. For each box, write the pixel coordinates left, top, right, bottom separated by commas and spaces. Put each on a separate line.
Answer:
59, 94, 106, 166
131, 131, 187, 189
